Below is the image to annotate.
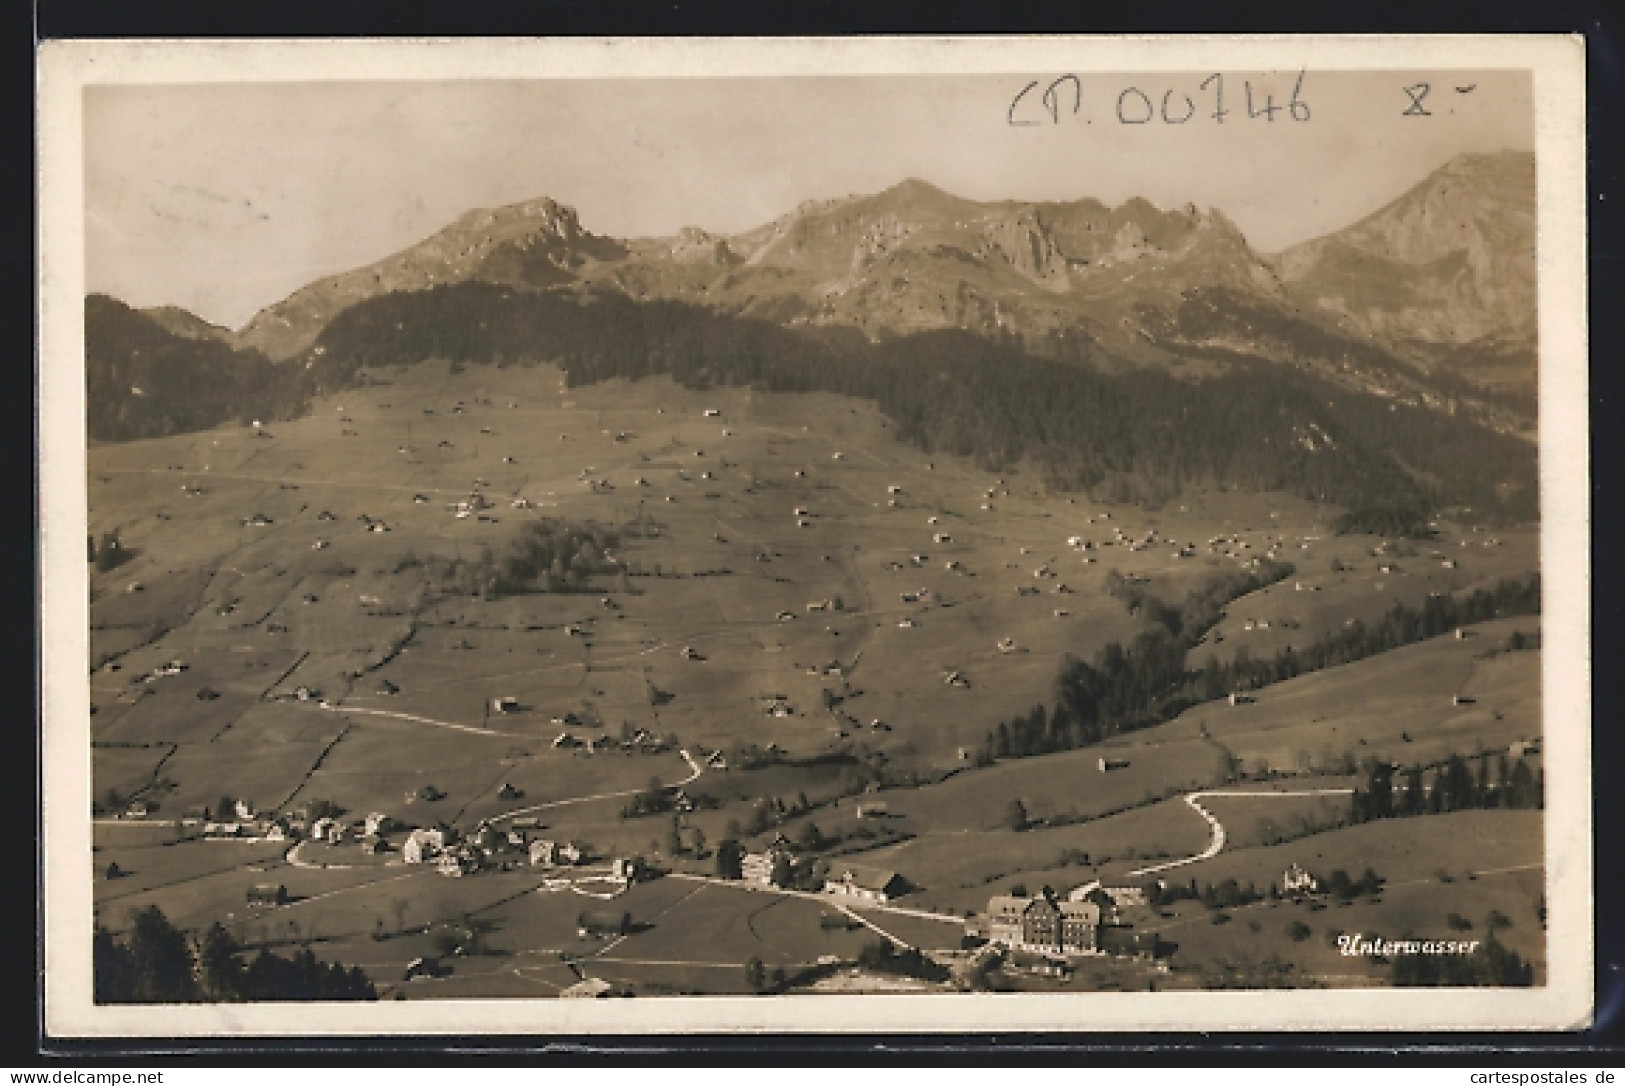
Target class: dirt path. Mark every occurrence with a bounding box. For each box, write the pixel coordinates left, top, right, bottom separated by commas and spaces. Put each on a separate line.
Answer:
1063, 786, 1360, 900
487, 748, 701, 825
663, 870, 962, 931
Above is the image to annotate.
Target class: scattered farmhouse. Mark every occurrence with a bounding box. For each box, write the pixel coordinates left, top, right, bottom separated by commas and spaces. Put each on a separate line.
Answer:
403, 827, 446, 865
743, 833, 812, 887
610, 856, 648, 885
822, 863, 906, 904
1282, 863, 1319, 895
246, 883, 288, 908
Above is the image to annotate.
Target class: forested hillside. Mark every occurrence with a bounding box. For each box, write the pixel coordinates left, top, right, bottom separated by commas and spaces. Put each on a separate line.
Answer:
298, 282, 1537, 521
85, 294, 304, 442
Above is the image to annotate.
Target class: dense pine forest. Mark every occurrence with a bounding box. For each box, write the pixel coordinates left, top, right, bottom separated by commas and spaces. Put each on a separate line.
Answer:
983, 572, 1541, 762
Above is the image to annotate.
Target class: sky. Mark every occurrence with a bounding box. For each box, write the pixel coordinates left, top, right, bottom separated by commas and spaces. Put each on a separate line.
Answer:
83, 69, 1533, 330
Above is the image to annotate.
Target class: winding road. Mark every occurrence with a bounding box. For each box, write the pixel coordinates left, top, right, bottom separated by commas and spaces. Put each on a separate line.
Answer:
1125, 788, 1357, 879
1067, 785, 1356, 899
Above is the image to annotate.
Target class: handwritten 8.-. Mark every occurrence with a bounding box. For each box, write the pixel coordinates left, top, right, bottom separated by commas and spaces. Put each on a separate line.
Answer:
1009, 71, 1312, 127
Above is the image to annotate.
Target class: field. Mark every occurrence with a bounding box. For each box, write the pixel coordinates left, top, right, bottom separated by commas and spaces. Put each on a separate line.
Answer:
1149, 809, 1545, 986
84, 358, 1546, 995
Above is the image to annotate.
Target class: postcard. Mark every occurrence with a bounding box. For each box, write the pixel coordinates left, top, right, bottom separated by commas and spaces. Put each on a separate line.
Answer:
37, 34, 1590, 1036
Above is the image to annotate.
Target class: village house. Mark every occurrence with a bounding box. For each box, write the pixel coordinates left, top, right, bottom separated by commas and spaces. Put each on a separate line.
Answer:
560, 977, 616, 999
1097, 881, 1150, 912
823, 863, 906, 904
1008, 949, 1072, 978
529, 839, 561, 867
363, 812, 392, 837
436, 850, 475, 878
984, 891, 1101, 956
246, 883, 288, 908
742, 838, 799, 886
402, 827, 445, 865
610, 856, 647, 885
1282, 863, 1319, 895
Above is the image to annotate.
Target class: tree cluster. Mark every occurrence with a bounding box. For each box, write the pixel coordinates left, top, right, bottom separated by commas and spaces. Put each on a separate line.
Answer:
1350, 752, 1542, 824
1149, 876, 1265, 910
94, 907, 376, 1003
855, 939, 950, 983
1392, 935, 1535, 986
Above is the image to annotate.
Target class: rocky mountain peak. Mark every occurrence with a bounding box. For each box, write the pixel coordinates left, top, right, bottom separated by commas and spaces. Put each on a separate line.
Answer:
1275, 151, 1535, 353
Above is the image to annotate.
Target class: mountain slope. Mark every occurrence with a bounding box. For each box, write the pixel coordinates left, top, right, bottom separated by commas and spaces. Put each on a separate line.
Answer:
1274, 151, 1536, 384
235, 198, 626, 359
588, 179, 1290, 361
86, 294, 302, 442
295, 281, 1537, 522
139, 305, 233, 343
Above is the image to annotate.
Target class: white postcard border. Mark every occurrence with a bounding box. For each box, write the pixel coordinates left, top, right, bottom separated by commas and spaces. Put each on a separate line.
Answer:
38, 33, 1591, 1037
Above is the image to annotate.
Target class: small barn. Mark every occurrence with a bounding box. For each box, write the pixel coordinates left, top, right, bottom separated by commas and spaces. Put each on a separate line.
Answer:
246, 883, 288, 908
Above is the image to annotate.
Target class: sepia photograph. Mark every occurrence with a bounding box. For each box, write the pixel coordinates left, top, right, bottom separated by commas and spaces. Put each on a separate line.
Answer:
37, 35, 1590, 1036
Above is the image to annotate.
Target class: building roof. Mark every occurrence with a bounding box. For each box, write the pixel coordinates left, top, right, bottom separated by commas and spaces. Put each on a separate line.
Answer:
834, 864, 903, 892
987, 895, 1030, 919
1058, 900, 1101, 923
560, 977, 614, 999
988, 893, 1100, 924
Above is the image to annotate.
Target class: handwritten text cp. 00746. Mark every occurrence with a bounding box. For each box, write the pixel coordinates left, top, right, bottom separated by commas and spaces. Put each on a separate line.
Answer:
1009, 70, 1311, 128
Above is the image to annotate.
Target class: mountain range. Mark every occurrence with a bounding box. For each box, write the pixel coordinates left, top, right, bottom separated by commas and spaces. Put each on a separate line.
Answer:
199, 151, 1534, 398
